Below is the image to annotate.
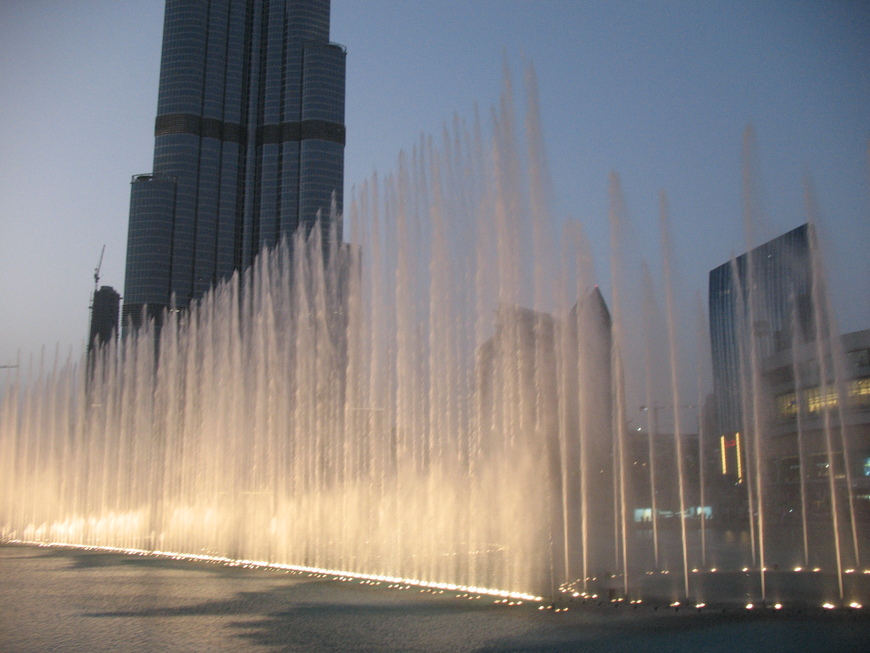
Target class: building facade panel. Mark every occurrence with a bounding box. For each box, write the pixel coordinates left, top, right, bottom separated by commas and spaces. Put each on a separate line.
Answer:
301, 43, 346, 124
124, 174, 176, 313
193, 137, 222, 298
156, 2, 207, 116
202, 0, 230, 121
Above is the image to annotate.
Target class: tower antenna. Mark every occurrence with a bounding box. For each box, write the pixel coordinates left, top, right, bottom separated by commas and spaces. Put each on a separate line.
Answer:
94, 244, 105, 292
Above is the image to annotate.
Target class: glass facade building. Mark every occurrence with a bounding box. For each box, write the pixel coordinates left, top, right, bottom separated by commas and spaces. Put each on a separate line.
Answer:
124, 0, 345, 327
708, 224, 813, 437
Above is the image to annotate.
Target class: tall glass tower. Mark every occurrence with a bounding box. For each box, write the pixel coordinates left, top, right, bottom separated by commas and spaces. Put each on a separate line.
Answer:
123, 0, 345, 327
708, 224, 813, 437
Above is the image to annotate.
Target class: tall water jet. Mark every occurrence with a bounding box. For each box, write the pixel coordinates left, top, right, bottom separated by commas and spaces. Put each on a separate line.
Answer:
659, 190, 690, 600
695, 293, 711, 569
790, 296, 811, 569
802, 177, 865, 600
607, 171, 632, 598
741, 125, 770, 601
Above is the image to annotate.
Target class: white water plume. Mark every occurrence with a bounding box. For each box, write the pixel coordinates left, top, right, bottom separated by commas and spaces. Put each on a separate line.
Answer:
0, 71, 615, 599
2, 72, 867, 606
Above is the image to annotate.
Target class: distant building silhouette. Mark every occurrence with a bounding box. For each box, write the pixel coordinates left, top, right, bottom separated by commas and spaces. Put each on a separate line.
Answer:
477, 287, 614, 586
88, 285, 120, 353
123, 0, 346, 329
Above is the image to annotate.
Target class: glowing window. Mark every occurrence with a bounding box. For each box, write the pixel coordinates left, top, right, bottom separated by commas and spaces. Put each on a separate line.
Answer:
849, 378, 870, 407
806, 386, 838, 414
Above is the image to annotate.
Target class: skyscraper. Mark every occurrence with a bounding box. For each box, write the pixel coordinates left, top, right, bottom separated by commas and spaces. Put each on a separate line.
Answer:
476, 288, 614, 586
708, 225, 813, 448
123, 0, 345, 327
88, 285, 121, 352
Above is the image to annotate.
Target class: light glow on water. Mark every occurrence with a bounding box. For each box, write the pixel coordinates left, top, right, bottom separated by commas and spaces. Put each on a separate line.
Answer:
7, 540, 543, 602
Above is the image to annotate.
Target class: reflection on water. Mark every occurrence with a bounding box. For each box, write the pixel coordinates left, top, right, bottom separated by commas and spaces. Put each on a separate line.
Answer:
2, 544, 870, 653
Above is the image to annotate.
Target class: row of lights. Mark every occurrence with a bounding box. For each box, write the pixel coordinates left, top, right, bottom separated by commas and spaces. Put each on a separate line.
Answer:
8, 539, 868, 613
541, 598, 866, 614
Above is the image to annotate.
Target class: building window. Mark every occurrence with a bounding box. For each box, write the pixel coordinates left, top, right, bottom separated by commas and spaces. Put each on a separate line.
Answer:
848, 348, 870, 369
849, 377, 870, 407
776, 392, 798, 419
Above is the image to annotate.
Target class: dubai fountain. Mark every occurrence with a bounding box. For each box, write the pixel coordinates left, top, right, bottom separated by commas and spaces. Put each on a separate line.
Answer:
1, 70, 867, 608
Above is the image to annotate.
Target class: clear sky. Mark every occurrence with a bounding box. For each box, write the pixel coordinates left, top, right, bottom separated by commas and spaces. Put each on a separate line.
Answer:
1, 1, 868, 395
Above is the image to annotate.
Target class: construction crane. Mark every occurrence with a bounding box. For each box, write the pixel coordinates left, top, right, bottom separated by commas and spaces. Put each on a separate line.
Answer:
94, 244, 105, 292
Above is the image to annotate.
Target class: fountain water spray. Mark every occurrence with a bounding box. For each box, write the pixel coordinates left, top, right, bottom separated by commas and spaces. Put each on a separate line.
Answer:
1, 71, 867, 606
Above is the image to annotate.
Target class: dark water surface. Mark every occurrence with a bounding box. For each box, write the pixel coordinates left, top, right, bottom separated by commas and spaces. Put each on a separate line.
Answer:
2, 544, 868, 652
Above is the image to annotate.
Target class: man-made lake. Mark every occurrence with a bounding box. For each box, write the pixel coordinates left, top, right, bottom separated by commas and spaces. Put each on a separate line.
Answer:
1, 544, 867, 652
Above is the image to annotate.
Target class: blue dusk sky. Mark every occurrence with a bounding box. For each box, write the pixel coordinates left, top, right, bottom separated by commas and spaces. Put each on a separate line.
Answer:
1, 1, 868, 397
